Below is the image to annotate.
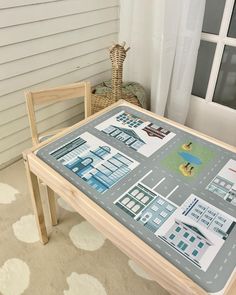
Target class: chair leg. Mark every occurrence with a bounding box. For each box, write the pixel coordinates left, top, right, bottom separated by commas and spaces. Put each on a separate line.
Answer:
46, 186, 58, 226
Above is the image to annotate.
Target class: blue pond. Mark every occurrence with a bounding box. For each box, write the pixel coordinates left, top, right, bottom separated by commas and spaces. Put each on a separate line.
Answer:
178, 152, 202, 165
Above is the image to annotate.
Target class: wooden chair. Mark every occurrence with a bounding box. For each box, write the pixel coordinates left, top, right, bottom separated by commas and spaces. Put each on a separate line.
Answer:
25, 81, 92, 226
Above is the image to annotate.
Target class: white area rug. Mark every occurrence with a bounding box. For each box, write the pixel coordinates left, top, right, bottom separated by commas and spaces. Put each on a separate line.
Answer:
0, 160, 171, 295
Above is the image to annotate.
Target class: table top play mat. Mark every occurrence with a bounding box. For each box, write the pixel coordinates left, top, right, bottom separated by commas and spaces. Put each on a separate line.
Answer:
36, 105, 236, 294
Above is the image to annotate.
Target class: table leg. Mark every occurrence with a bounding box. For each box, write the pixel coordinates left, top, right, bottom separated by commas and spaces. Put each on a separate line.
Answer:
47, 186, 58, 226
24, 159, 48, 244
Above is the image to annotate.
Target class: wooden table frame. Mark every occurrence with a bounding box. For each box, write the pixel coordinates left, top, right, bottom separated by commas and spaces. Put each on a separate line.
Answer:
23, 100, 236, 295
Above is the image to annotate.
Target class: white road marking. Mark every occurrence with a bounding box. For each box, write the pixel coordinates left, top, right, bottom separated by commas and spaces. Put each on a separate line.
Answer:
219, 266, 223, 271
166, 185, 179, 199
224, 258, 228, 264
152, 177, 166, 190
228, 251, 232, 257
214, 274, 218, 280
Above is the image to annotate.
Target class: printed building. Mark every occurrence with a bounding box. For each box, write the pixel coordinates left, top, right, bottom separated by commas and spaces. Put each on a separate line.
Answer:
115, 183, 176, 233
136, 197, 176, 233
115, 184, 155, 218
160, 220, 212, 267
66, 145, 135, 193
143, 123, 170, 139
182, 197, 235, 240
116, 112, 145, 128
207, 175, 233, 199
51, 137, 89, 164
102, 125, 146, 151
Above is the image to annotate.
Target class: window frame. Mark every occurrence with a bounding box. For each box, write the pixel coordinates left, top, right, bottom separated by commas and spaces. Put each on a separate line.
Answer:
193, 0, 236, 108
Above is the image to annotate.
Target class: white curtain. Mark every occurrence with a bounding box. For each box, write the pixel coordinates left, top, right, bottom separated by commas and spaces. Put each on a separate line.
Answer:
119, 0, 206, 124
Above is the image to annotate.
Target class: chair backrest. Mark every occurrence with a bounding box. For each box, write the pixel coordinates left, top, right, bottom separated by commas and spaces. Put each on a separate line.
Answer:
25, 81, 91, 146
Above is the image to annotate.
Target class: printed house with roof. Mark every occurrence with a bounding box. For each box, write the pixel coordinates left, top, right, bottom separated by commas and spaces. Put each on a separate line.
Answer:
102, 125, 146, 151
143, 123, 170, 139
159, 220, 213, 268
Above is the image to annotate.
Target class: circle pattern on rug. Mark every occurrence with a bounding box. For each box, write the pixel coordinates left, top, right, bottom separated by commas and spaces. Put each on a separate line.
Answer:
0, 258, 30, 295
128, 260, 153, 281
12, 214, 39, 243
64, 273, 107, 295
58, 198, 76, 212
69, 221, 105, 251
0, 183, 19, 204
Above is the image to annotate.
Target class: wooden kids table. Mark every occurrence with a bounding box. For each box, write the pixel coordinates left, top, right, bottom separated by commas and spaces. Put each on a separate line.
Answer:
23, 100, 236, 295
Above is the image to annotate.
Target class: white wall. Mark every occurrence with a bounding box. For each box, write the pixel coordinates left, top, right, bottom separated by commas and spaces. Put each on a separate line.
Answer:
0, 0, 119, 168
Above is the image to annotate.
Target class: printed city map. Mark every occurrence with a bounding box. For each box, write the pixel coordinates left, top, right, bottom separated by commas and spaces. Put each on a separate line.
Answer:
37, 106, 236, 294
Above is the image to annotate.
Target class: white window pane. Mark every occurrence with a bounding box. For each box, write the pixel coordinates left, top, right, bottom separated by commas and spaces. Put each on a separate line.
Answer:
202, 0, 226, 34
228, 2, 236, 37
213, 46, 236, 109
192, 41, 216, 98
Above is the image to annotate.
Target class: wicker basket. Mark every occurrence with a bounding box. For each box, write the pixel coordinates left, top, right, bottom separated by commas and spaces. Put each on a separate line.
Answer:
91, 42, 143, 114
92, 87, 142, 114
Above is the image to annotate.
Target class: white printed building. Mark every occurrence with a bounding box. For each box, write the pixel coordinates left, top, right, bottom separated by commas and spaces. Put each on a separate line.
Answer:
160, 220, 212, 267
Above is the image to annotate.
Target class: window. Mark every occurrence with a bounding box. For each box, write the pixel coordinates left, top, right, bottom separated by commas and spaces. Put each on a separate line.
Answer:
141, 196, 150, 204
192, 0, 236, 110
198, 242, 204, 248
121, 197, 130, 205
176, 226, 181, 233
177, 241, 188, 251
136, 192, 144, 200
151, 205, 159, 211
184, 232, 189, 238
192, 250, 199, 257
169, 234, 175, 240
190, 236, 196, 243
157, 198, 165, 205
160, 211, 168, 218
154, 218, 161, 225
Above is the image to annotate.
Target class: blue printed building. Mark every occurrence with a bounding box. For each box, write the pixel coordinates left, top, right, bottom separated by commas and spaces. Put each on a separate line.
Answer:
136, 197, 176, 233
66, 145, 135, 193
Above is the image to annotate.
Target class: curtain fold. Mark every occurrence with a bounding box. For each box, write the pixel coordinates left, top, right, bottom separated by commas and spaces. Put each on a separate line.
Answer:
119, 0, 206, 124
